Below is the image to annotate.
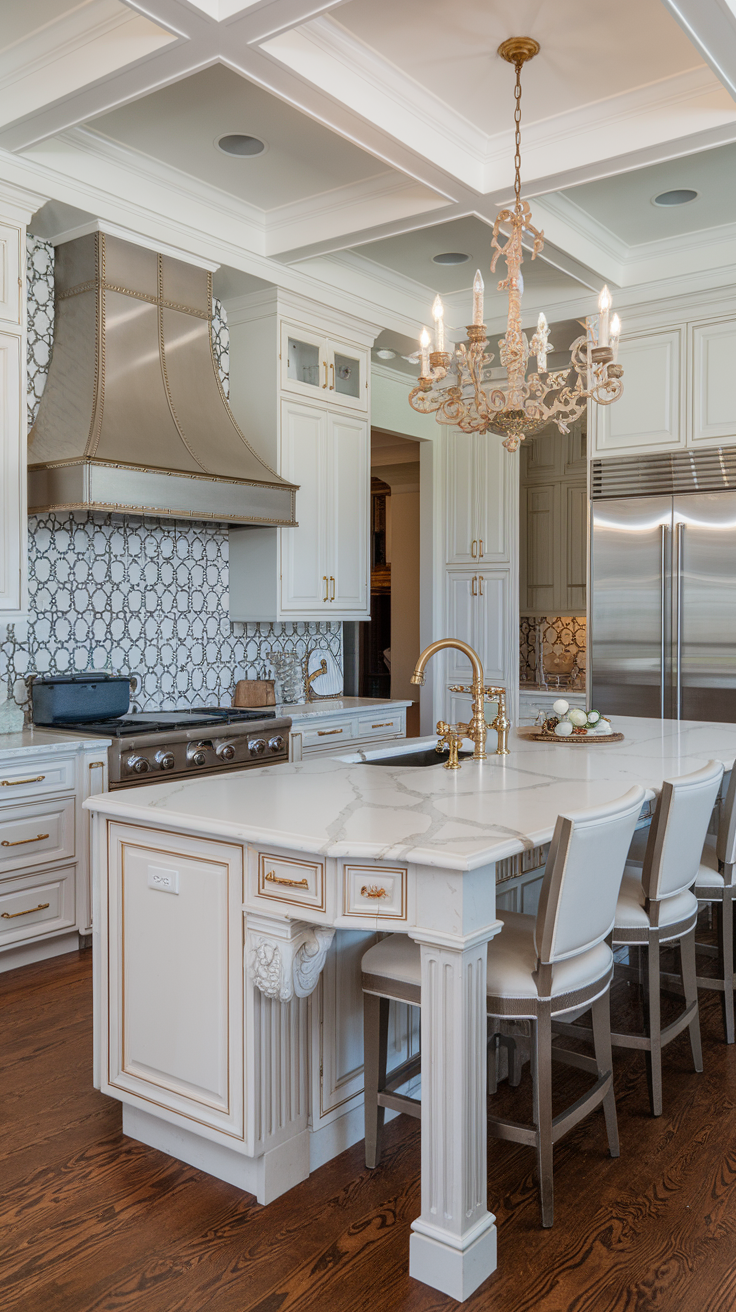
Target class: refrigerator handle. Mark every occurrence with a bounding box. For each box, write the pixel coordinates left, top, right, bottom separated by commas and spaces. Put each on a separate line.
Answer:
675, 521, 685, 720
660, 524, 667, 720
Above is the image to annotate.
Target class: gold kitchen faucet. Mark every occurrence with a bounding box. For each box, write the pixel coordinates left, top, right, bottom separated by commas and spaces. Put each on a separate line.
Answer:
410, 640, 510, 767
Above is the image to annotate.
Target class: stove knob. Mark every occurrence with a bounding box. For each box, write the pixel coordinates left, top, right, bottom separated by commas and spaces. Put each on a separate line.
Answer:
191, 750, 207, 767
127, 755, 150, 775
218, 744, 236, 761
249, 738, 266, 757
268, 735, 285, 753
155, 751, 175, 771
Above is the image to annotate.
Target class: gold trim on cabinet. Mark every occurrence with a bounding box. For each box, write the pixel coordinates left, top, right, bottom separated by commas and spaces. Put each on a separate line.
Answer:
1, 776, 45, 786
1, 902, 50, 919
317, 728, 343, 736
343, 864, 408, 920
371, 722, 394, 729
265, 871, 309, 889
329, 362, 335, 391
322, 361, 328, 389
329, 576, 335, 602
89, 762, 106, 770
472, 575, 477, 596
257, 851, 325, 912
1, 833, 49, 847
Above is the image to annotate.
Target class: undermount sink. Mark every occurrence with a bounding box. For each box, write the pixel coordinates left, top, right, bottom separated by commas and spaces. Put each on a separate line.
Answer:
359, 746, 475, 768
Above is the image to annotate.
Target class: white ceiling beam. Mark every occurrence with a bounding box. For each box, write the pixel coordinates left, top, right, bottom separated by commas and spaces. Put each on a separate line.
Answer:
659, 0, 736, 99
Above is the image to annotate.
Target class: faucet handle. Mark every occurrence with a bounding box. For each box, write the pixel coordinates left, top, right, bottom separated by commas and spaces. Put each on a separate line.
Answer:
448, 684, 471, 694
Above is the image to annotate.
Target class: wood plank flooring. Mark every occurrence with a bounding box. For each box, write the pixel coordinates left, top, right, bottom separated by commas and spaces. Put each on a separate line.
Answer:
2, 948, 736, 1311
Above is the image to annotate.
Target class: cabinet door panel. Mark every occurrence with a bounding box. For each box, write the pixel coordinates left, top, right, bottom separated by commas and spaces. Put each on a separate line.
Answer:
329, 414, 368, 612
316, 928, 376, 1123
328, 339, 368, 412
476, 569, 509, 684
0, 223, 21, 326
691, 320, 736, 445
446, 432, 477, 564
280, 401, 328, 612
280, 321, 326, 401
596, 328, 683, 454
476, 436, 511, 562
564, 483, 588, 611
524, 483, 557, 612
0, 332, 24, 616
445, 572, 477, 682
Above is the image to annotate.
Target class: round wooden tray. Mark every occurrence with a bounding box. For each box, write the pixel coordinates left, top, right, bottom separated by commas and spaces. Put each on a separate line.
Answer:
522, 728, 624, 745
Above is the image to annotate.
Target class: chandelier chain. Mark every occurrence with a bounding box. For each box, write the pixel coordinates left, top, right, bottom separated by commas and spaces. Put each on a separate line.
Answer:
513, 59, 523, 212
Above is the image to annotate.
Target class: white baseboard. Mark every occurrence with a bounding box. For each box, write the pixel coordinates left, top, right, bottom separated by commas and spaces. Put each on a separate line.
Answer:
0, 930, 82, 973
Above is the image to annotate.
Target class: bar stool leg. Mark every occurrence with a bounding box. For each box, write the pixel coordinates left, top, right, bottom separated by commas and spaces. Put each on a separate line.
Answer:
679, 927, 704, 1072
590, 992, 619, 1158
644, 934, 663, 1117
363, 993, 390, 1168
532, 1005, 554, 1228
721, 892, 735, 1045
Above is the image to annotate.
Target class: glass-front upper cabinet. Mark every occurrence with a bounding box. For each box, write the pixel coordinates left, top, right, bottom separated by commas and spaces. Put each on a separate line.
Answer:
280, 321, 368, 412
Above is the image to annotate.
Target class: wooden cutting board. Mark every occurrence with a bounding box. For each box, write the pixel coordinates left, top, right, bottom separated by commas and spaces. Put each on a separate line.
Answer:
233, 679, 276, 708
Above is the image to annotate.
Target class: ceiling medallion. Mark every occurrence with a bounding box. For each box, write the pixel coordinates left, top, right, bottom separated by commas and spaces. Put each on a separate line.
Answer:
409, 38, 624, 452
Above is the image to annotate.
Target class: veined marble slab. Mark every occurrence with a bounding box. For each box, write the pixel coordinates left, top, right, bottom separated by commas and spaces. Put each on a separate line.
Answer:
85, 716, 736, 872
0, 728, 110, 758
272, 696, 413, 721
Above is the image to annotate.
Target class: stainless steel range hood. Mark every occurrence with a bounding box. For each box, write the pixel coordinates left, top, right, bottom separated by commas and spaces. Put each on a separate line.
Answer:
28, 232, 298, 526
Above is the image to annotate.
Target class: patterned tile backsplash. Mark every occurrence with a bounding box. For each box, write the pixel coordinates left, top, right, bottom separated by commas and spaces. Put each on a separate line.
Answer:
520, 616, 586, 688
0, 236, 341, 725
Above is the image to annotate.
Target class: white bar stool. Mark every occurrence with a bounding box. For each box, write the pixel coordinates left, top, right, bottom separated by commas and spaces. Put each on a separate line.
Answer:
609, 760, 723, 1116
361, 786, 645, 1228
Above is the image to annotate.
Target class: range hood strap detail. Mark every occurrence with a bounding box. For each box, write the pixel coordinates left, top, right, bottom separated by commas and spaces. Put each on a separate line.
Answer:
157, 254, 210, 475
85, 232, 105, 460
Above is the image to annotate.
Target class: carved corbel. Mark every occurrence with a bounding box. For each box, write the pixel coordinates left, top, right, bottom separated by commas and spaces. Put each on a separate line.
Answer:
247, 913, 335, 1002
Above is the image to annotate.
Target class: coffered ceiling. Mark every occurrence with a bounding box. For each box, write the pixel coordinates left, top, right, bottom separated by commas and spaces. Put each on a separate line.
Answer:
0, 0, 733, 342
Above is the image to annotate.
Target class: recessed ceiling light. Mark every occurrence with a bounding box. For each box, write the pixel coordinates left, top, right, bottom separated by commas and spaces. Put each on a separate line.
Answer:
432, 252, 470, 265
652, 188, 698, 207
375, 348, 397, 360
217, 134, 266, 157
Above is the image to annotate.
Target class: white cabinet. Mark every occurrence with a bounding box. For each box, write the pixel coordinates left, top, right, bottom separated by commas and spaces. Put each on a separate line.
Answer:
446, 431, 511, 564
445, 569, 510, 685
594, 327, 684, 456
691, 318, 736, 446
280, 321, 369, 413
0, 208, 28, 620
519, 427, 587, 615
279, 401, 328, 612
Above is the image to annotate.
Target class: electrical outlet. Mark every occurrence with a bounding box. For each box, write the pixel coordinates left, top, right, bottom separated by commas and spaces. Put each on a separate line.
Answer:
147, 865, 179, 894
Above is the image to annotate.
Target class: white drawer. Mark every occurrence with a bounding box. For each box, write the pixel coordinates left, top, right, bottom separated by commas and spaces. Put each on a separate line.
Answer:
301, 718, 357, 750
356, 712, 404, 740
0, 864, 76, 946
0, 797, 75, 876
256, 851, 325, 911
343, 864, 407, 920
0, 757, 76, 800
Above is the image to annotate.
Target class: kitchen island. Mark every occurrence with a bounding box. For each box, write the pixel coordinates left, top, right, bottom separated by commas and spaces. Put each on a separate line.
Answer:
86, 715, 736, 1302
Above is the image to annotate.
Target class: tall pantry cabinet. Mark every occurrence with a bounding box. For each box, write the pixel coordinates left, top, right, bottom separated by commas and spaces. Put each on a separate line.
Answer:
0, 185, 43, 620
441, 431, 519, 737
226, 290, 379, 622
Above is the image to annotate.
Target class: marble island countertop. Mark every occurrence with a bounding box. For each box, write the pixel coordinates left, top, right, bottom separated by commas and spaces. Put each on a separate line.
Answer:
85, 715, 736, 873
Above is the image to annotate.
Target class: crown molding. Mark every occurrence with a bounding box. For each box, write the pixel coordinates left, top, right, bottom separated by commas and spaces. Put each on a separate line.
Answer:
224, 282, 383, 341
49, 217, 220, 269
0, 178, 49, 223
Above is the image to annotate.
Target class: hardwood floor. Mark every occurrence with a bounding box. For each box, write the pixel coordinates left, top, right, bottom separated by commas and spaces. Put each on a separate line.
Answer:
2, 948, 736, 1311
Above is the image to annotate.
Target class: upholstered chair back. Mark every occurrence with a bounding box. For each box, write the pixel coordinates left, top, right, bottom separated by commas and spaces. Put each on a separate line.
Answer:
643, 761, 724, 902
535, 786, 645, 965
716, 767, 736, 873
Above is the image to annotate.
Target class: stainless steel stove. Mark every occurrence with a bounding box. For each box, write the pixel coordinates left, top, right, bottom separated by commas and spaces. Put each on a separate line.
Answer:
50, 707, 292, 790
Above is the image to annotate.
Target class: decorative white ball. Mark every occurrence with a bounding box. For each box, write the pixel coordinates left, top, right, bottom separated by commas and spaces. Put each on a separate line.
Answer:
587, 710, 600, 724
568, 708, 588, 727
552, 699, 569, 717
554, 720, 574, 737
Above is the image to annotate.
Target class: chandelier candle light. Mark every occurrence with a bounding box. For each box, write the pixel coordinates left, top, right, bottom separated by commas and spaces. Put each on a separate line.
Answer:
409, 37, 624, 451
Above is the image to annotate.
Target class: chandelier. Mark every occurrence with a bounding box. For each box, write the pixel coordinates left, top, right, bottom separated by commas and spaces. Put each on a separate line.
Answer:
409, 37, 624, 452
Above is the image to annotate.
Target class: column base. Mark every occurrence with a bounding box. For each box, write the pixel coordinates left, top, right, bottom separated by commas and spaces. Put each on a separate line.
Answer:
409, 1216, 497, 1303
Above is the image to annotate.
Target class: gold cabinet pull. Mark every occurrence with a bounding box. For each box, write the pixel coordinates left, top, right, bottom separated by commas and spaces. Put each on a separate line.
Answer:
329, 361, 335, 391
479, 539, 484, 557
322, 360, 328, 388
479, 575, 484, 596
2, 902, 50, 919
1, 776, 45, 787
471, 539, 477, 558
471, 575, 477, 597
323, 575, 328, 602
1, 833, 49, 847
317, 727, 343, 736
371, 722, 393, 729
330, 576, 335, 601
360, 885, 388, 899
88, 761, 105, 770
265, 871, 309, 889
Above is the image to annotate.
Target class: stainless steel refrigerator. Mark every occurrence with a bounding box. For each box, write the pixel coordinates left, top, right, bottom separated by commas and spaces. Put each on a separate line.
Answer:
590, 449, 736, 722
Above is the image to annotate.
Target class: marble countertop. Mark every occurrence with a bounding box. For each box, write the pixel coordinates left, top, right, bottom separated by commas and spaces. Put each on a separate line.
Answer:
85, 715, 736, 873
272, 696, 413, 722
0, 728, 112, 758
